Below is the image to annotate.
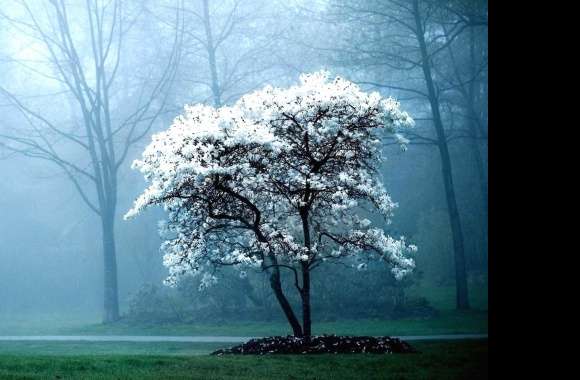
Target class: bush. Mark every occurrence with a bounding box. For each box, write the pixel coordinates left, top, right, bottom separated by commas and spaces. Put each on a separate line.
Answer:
125, 262, 437, 324
392, 296, 438, 319
126, 284, 189, 324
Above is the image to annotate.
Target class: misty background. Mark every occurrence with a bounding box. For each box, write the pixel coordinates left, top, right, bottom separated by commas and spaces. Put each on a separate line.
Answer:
0, 0, 487, 327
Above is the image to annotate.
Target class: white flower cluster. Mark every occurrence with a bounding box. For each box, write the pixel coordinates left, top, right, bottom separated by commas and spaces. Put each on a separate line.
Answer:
126, 71, 417, 286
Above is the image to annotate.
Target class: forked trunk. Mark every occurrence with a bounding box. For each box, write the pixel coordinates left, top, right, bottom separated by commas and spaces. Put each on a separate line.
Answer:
269, 268, 303, 337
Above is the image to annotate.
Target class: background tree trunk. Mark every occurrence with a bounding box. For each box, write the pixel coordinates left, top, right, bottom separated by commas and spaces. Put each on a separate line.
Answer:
467, 28, 488, 268
413, 0, 470, 310
202, 0, 222, 107
101, 209, 119, 323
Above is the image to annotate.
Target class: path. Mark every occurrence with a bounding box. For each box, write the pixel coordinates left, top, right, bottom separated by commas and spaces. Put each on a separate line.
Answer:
0, 334, 487, 343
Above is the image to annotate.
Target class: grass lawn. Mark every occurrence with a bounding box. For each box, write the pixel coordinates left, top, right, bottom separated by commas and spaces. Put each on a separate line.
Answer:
0, 310, 486, 337
0, 341, 226, 356
0, 339, 487, 379
407, 282, 488, 311
52, 309, 487, 337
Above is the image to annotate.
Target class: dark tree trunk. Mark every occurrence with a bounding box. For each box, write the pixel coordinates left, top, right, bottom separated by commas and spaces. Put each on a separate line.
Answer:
300, 262, 312, 338
438, 140, 470, 310
467, 122, 488, 268
101, 209, 120, 323
268, 265, 303, 337
413, 0, 469, 309
445, 25, 488, 271
467, 29, 488, 268
300, 210, 312, 338
255, 206, 302, 335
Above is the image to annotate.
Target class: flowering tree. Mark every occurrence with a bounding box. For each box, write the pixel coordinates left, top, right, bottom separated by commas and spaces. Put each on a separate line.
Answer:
126, 72, 417, 337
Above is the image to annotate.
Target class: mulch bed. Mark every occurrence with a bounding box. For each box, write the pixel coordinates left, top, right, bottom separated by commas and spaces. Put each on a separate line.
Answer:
210, 335, 417, 355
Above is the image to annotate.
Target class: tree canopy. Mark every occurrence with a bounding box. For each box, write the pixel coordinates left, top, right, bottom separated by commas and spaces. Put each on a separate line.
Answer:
126, 71, 418, 336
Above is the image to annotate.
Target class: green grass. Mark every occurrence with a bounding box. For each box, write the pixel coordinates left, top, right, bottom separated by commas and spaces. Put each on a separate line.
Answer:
0, 310, 488, 338
408, 282, 488, 311
0, 313, 100, 336
45, 309, 485, 337
0, 340, 487, 379
0, 341, 225, 356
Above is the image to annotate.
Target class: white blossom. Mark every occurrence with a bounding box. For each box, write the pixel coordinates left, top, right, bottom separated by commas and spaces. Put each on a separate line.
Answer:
126, 71, 417, 285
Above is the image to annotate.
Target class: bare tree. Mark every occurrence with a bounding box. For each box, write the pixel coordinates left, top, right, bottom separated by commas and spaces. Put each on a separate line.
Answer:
325, 0, 488, 309
175, 0, 289, 107
0, 0, 183, 322
434, 7, 488, 266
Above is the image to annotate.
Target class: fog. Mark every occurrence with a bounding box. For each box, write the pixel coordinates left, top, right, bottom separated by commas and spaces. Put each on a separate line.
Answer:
0, 0, 487, 335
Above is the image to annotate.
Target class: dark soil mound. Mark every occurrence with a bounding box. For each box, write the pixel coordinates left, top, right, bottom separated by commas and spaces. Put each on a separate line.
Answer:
211, 335, 417, 355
